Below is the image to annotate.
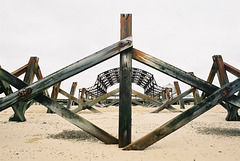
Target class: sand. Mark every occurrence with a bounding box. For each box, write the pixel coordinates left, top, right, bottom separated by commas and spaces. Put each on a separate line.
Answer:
0, 105, 240, 161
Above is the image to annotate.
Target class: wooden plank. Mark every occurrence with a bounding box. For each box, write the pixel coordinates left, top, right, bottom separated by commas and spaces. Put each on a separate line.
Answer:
67, 82, 77, 109
0, 36, 132, 111
151, 87, 194, 113
9, 57, 37, 121
124, 77, 240, 150
188, 72, 201, 105
224, 62, 240, 77
11, 64, 28, 77
132, 48, 240, 108
0, 78, 26, 121
132, 89, 181, 112
59, 88, 101, 113
47, 82, 61, 113
213, 55, 240, 121
0, 67, 118, 144
173, 81, 185, 109
131, 99, 143, 106
201, 64, 217, 100
72, 88, 119, 113
165, 88, 171, 100
119, 14, 132, 148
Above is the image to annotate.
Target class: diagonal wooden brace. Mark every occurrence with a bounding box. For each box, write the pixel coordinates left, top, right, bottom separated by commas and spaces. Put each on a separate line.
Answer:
0, 67, 118, 144
124, 77, 240, 150
0, 36, 132, 111
132, 48, 240, 108
151, 87, 194, 113
72, 88, 120, 113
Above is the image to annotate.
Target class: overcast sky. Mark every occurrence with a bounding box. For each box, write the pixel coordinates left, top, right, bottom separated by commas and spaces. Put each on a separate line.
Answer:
1, 0, 240, 97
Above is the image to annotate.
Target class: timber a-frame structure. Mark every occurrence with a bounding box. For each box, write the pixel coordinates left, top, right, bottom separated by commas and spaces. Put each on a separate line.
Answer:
0, 14, 240, 150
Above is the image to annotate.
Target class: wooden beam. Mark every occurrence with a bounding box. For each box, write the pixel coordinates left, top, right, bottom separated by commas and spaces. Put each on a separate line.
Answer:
9, 57, 38, 121
132, 48, 240, 108
47, 82, 61, 113
131, 99, 143, 106
151, 87, 194, 113
188, 72, 201, 105
213, 55, 240, 121
132, 89, 180, 112
0, 67, 118, 144
173, 81, 185, 109
224, 62, 240, 77
72, 88, 119, 113
0, 36, 132, 111
11, 64, 28, 77
124, 77, 240, 150
201, 64, 217, 100
119, 13, 132, 148
67, 82, 77, 109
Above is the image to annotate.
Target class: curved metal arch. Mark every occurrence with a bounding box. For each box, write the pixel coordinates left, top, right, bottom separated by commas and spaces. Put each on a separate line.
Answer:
86, 67, 163, 97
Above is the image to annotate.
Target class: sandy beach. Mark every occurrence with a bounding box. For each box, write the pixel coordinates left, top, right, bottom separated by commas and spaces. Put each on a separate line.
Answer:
0, 104, 240, 161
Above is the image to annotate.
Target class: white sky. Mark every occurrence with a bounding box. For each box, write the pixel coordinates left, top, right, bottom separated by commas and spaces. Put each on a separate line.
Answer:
1, 0, 240, 97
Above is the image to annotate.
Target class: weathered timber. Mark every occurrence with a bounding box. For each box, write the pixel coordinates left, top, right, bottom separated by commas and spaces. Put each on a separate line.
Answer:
224, 62, 240, 77
165, 88, 171, 100
188, 72, 201, 105
0, 77, 25, 121
67, 82, 77, 109
47, 82, 61, 113
105, 99, 119, 107
59, 88, 81, 105
132, 48, 240, 108
173, 81, 185, 109
119, 14, 132, 148
72, 88, 119, 113
131, 99, 143, 106
132, 90, 180, 112
161, 90, 167, 101
213, 55, 240, 121
59, 88, 100, 113
9, 57, 38, 121
123, 77, 240, 150
201, 64, 217, 100
0, 67, 118, 144
11, 64, 28, 77
151, 87, 194, 113
0, 36, 132, 111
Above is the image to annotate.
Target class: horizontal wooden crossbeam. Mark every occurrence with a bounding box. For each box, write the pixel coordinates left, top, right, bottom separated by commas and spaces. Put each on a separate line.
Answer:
124, 77, 240, 150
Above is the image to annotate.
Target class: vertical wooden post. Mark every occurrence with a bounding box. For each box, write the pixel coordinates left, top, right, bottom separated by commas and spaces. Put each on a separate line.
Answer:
174, 81, 185, 109
67, 82, 77, 109
80, 88, 86, 101
161, 90, 166, 101
47, 82, 61, 113
188, 72, 201, 105
119, 13, 132, 148
9, 57, 37, 121
165, 88, 171, 100
213, 55, 240, 121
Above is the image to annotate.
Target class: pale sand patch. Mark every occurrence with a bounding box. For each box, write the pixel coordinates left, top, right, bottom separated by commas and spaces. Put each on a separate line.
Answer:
0, 105, 239, 161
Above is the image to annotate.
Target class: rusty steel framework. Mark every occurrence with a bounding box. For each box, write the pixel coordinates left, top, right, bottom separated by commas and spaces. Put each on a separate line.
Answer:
86, 67, 163, 97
